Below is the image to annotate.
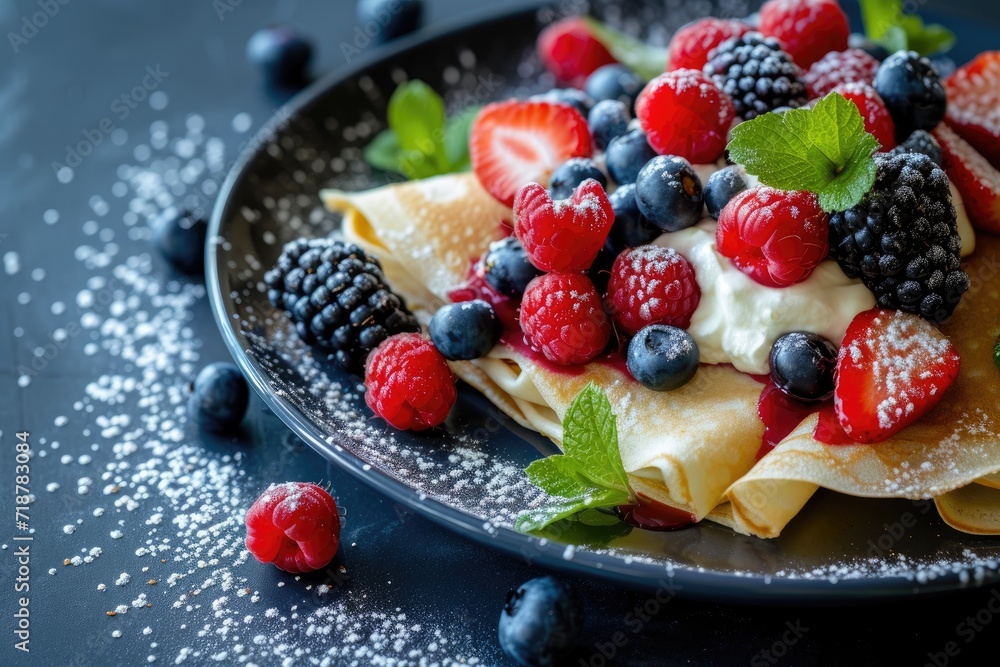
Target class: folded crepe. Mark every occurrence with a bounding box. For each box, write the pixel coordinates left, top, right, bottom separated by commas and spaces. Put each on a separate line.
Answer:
322, 173, 1000, 539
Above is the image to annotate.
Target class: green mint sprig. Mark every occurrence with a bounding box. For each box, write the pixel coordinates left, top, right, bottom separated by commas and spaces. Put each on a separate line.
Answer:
516, 384, 635, 534
363, 80, 479, 180
727, 92, 880, 213
859, 0, 955, 57
581, 16, 667, 81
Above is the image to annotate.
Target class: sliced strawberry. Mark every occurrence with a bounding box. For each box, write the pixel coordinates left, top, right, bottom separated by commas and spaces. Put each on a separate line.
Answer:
470, 100, 592, 208
933, 124, 1000, 234
945, 51, 1000, 169
834, 309, 960, 444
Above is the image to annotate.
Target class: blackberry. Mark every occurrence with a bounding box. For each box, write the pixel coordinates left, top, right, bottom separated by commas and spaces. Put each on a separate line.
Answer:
888, 130, 943, 166
829, 153, 969, 322
263, 238, 419, 372
703, 32, 809, 120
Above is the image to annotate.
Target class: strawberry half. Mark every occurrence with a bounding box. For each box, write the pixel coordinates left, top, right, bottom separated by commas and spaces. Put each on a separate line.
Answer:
470, 100, 592, 208
945, 51, 1000, 169
834, 309, 960, 444
933, 124, 1000, 234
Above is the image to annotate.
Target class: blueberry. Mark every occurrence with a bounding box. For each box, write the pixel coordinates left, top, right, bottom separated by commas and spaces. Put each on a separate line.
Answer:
634, 155, 704, 232
482, 237, 543, 297
605, 184, 661, 255
529, 88, 594, 117
188, 363, 250, 433
498, 576, 583, 667
703, 165, 748, 219
548, 158, 607, 200
768, 332, 837, 402
152, 210, 208, 274
848, 33, 890, 61
584, 64, 645, 108
588, 245, 616, 295
429, 300, 501, 360
626, 325, 700, 391
874, 51, 947, 140
605, 128, 657, 185
587, 99, 630, 152
246, 26, 314, 89
356, 0, 423, 42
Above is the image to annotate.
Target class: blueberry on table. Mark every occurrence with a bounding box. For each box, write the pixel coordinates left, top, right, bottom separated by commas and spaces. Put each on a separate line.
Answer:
874, 50, 947, 140
584, 63, 645, 108
498, 576, 583, 667
605, 183, 661, 255
587, 98, 630, 152
704, 165, 748, 219
605, 128, 657, 185
482, 237, 543, 298
429, 300, 501, 361
626, 325, 700, 391
246, 25, 314, 89
548, 158, 607, 200
188, 363, 250, 433
768, 332, 838, 402
634, 155, 704, 232
151, 210, 208, 274
357, 0, 423, 42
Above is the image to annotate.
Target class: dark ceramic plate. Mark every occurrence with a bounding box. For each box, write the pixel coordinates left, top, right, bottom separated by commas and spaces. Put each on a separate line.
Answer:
208, 0, 1000, 602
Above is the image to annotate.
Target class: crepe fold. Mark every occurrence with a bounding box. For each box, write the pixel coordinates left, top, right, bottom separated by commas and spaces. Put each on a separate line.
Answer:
322, 173, 1000, 539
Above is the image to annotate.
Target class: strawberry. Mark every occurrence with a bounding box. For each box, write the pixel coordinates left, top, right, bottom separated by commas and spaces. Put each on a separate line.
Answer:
537, 17, 617, 85
933, 124, 1000, 234
834, 309, 960, 444
944, 51, 1000, 169
833, 82, 896, 151
470, 100, 592, 208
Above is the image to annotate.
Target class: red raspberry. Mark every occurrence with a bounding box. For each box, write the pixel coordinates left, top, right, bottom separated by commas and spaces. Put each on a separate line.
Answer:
245, 482, 340, 574
606, 245, 701, 335
513, 179, 614, 273
833, 82, 897, 150
537, 17, 617, 85
635, 69, 735, 164
668, 18, 750, 72
520, 272, 611, 365
803, 48, 880, 97
364, 333, 457, 431
716, 187, 830, 288
758, 0, 849, 68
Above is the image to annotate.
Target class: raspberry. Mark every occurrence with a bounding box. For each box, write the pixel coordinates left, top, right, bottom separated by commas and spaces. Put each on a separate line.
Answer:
716, 187, 830, 288
537, 17, 617, 85
364, 333, 457, 431
833, 82, 897, 151
513, 179, 614, 273
520, 272, 611, 365
635, 69, 735, 164
803, 48, 880, 97
245, 482, 340, 574
606, 245, 701, 335
667, 18, 750, 72
758, 0, 849, 68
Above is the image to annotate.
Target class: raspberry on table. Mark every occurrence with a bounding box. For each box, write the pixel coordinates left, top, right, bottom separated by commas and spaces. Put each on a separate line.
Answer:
606, 245, 701, 335
244, 482, 340, 574
667, 17, 750, 72
758, 0, 850, 68
537, 17, 617, 85
716, 187, 830, 288
833, 82, 897, 151
364, 333, 457, 431
519, 272, 611, 365
803, 48, 880, 98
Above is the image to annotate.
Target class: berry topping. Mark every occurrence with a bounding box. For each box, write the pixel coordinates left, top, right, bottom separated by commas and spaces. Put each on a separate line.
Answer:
834, 308, 960, 444
873, 51, 947, 140
548, 157, 607, 200
519, 272, 611, 365
364, 333, 457, 431
803, 48, 881, 97
626, 324, 700, 391
537, 17, 617, 85
470, 100, 592, 207
246, 26, 314, 89
513, 179, 614, 273
584, 64, 645, 107
703, 165, 749, 219
828, 152, 969, 321
498, 577, 583, 667
933, 124, 1000, 234
833, 82, 897, 150
587, 98, 631, 152
889, 129, 943, 166
758, 0, 849, 68
607, 245, 701, 335
605, 183, 661, 255
944, 51, 1000, 169
152, 210, 208, 275
703, 32, 810, 120
482, 236, 544, 297
634, 155, 705, 233
264, 238, 419, 372
635, 69, 735, 163
528, 88, 594, 117
187, 363, 250, 433
848, 33, 890, 62
716, 187, 830, 288
604, 128, 658, 185
668, 17, 750, 73
429, 300, 501, 361
768, 332, 837, 402
356, 0, 423, 42
245, 482, 340, 573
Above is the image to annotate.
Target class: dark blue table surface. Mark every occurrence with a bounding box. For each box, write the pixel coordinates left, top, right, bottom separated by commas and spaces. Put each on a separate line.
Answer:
2, 0, 1000, 665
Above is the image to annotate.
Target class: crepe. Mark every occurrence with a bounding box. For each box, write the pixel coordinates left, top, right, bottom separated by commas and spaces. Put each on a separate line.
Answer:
322, 173, 1000, 538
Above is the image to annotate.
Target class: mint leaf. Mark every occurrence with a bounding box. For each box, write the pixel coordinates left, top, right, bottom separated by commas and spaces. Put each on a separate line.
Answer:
859, 0, 955, 56
515, 487, 628, 533
521, 511, 632, 546
581, 16, 666, 81
561, 383, 630, 494
907, 22, 955, 58
363, 129, 403, 174
443, 105, 479, 170
727, 93, 879, 213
